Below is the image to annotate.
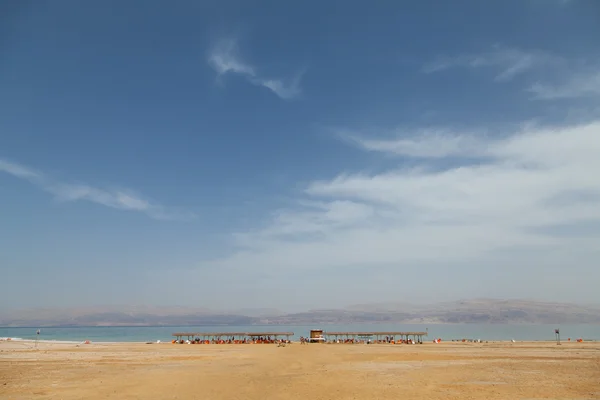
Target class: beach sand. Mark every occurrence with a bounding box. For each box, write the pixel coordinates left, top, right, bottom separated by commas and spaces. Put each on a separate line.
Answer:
1, 340, 599, 399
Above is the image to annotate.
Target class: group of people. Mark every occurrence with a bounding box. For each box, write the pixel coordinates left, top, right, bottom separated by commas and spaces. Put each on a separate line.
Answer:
297, 336, 423, 344
172, 336, 292, 344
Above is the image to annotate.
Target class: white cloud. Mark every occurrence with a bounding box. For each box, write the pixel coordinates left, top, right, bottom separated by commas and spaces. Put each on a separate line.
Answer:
529, 70, 600, 100
204, 121, 600, 285
0, 159, 194, 221
422, 45, 560, 81
208, 39, 302, 99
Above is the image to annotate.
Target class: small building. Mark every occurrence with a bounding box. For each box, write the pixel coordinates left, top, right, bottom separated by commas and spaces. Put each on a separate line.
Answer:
309, 329, 325, 343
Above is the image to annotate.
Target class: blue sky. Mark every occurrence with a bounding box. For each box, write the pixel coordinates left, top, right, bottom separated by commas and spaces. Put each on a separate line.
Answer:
2, 0, 600, 310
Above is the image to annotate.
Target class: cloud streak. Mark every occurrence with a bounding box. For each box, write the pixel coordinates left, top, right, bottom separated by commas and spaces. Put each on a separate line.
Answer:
340, 129, 491, 158
529, 70, 600, 100
423, 46, 600, 103
0, 159, 194, 221
422, 45, 560, 81
208, 39, 302, 99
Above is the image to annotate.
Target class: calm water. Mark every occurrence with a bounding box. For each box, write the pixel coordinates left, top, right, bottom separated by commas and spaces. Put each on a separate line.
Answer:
1, 324, 599, 342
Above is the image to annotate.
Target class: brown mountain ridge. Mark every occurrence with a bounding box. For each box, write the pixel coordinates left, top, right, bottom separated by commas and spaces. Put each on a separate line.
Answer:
1, 299, 599, 327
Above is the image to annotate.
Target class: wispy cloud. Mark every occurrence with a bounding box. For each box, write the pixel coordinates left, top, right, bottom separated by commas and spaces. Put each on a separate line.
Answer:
340, 128, 491, 158
531, 0, 575, 5
422, 45, 562, 81
0, 159, 41, 179
0, 159, 194, 221
204, 121, 600, 293
207, 39, 255, 76
208, 39, 302, 99
529, 70, 600, 100
423, 45, 600, 103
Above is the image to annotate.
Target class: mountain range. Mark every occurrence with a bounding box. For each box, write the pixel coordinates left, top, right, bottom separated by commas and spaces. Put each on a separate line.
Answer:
1, 299, 599, 327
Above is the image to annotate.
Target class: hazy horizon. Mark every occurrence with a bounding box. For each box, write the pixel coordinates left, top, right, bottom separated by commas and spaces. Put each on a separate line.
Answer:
2, 1, 600, 310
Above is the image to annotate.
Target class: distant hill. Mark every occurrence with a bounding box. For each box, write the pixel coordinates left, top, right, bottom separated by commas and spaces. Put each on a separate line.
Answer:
1, 299, 599, 327
342, 299, 600, 324
0, 306, 255, 327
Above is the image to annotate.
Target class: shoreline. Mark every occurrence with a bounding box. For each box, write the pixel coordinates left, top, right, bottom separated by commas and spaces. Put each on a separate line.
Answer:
2, 337, 596, 345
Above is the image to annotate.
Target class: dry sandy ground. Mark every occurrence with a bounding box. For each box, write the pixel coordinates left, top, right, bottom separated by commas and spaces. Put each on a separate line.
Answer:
1, 340, 599, 400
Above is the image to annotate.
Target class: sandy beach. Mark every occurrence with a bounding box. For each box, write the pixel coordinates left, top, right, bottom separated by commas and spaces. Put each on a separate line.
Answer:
1, 340, 599, 400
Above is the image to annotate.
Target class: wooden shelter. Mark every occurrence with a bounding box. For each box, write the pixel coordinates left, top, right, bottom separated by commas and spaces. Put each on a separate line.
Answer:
172, 332, 293, 344
323, 331, 427, 344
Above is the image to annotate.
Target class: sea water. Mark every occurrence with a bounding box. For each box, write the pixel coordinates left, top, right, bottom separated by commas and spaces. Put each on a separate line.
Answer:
1, 324, 599, 343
